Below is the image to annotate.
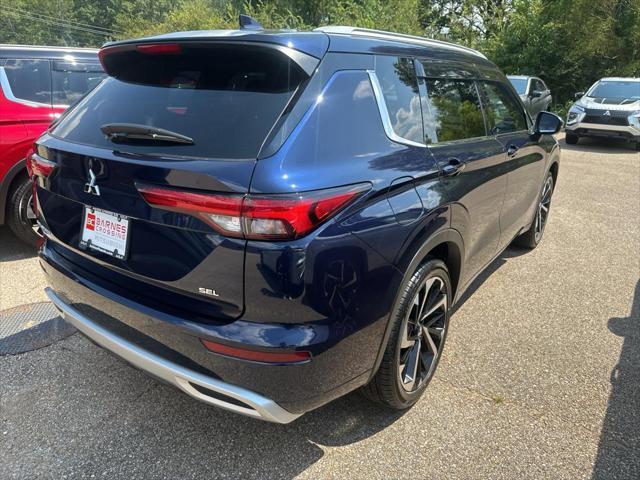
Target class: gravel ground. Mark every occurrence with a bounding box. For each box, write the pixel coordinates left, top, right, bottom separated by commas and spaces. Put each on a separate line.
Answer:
0, 135, 638, 479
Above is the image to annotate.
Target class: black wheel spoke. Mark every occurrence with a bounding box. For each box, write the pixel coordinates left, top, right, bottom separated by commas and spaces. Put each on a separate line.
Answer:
398, 275, 449, 392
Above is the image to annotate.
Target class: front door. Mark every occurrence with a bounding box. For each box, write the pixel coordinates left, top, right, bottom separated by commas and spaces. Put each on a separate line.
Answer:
478, 81, 547, 248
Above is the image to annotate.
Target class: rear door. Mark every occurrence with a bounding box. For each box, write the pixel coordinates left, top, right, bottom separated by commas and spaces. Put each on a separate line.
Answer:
416, 64, 508, 283
37, 42, 311, 321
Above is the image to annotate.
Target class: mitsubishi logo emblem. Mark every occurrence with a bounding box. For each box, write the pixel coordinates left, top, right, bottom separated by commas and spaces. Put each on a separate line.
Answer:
84, 168, 101, 196
603, 110, 611, 116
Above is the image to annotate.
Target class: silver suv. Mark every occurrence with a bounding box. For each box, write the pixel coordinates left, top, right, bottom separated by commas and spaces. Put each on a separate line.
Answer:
566, 77, 640, 150
507, 75, 552, 118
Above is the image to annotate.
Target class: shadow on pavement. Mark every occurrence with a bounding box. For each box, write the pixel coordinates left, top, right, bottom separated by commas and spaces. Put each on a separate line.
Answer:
561, 136, 638, 154
0, 226, 37, 262
592, 280, 640, 479
452, 246, 528, 312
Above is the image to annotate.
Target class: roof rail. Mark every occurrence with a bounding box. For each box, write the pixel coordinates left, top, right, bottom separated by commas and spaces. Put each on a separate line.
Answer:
0, 44, 99, 52
314, 26, 487, 59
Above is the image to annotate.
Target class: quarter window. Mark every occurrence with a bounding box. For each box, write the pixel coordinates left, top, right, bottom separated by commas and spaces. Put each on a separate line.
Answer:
480, 82, 528, 134
422, 79, 486, 143
2, 59, 51, 105
374, 56, 424, 144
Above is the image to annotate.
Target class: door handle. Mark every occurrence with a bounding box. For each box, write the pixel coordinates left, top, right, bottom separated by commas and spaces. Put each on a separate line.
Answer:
507, 144, 519, 157
441, 157, 465, 177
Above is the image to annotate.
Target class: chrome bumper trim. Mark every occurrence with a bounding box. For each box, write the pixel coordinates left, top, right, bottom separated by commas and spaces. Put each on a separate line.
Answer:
45, 288, 301, 424
566, 122, 640, 134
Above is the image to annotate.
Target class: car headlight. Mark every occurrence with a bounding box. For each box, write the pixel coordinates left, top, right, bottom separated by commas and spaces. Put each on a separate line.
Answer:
628, 111, 640, 130
567, 105, 585, 125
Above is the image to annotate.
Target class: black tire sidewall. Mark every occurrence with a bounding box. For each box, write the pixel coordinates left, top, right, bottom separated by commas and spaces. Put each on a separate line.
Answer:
392, 260, 452, 405
7, 176, 40, 247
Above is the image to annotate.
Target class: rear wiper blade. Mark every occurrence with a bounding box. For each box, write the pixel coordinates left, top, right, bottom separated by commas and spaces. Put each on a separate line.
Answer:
101, 123, 194, 145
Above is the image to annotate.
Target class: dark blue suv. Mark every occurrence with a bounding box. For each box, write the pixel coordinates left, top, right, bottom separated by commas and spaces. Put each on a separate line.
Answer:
35, 25, 562, 423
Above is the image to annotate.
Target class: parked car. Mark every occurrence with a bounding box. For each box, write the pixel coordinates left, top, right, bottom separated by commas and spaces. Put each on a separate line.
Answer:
37, 23, 562, 423
566, 77, 640, 149
0, 45, 105, 245
507, 75, 553, 118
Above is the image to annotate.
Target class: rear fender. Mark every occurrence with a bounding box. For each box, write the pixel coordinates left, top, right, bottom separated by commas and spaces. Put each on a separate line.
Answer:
368, 226, 464, 380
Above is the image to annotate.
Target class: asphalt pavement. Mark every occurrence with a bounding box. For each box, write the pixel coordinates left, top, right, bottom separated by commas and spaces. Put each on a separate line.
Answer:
0, 135, 638, 479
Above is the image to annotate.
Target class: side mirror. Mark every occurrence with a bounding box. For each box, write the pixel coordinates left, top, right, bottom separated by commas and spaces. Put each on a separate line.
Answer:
531, 90, 543, 98
534, 111, 563, 135
574, 91, 585, 100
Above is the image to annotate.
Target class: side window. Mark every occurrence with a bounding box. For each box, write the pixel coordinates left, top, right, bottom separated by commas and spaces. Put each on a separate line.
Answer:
2, 59, 51, 105
480, 82, 528, 134
532, 79, 544, 93
52, 62, 106, 106
422, 79, 486, 143
374, 56, 424, 144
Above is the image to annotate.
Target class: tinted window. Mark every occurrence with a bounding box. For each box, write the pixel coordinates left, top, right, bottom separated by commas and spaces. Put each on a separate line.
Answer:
422, 79, 486, 143
480, 82, 528, 134
375, 56, 423, 144
532, 79, 545, 92
52, 44, 307, 159
52, 62, 106, 106
3, 59, 51, 105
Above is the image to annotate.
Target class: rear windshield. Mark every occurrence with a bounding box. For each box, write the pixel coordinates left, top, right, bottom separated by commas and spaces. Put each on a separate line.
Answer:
587, 81, 640, 100
508, 78, 528, 95
51, 44, 307, 159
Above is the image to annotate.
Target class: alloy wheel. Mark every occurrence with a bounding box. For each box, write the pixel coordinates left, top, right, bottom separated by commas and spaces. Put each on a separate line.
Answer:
534, 176, 553, 242
398, 276, 448, 392
18, 193, 40, 236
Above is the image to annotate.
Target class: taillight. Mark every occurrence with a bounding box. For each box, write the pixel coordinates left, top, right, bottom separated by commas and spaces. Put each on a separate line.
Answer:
137, 183, 368, 240
28, 152, 56, 179
200, 338, 311, 364
136, 184, 244, 237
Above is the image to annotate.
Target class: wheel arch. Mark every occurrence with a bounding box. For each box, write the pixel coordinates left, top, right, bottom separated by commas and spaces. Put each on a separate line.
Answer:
0, 158, 27, 225
369, 228, 465, 380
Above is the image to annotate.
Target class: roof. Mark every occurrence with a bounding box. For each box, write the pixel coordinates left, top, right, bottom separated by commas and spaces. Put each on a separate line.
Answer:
598, 77, 640, 82
0, 44, 99, 61
103, 26, 489, 62
315, 26, 487, 59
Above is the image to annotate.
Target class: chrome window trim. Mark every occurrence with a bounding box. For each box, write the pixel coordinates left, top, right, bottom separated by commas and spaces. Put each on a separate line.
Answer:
366, 70, 426, 148
0, 66, 52, 108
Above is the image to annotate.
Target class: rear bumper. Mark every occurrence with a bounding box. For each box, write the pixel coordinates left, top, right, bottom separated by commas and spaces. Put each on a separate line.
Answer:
566, 122, 640, 141
46, 287, 300, 423
40, 238, 389, 415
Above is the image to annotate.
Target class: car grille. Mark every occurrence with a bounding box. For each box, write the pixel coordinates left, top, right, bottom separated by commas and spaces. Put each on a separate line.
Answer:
583, 109, 629, 126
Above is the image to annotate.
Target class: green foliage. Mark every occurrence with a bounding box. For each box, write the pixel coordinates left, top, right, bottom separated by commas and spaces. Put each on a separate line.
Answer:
1, 0, 638, 109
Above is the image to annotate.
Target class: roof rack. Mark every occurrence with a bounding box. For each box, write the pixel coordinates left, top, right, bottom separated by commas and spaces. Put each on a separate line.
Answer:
314, 26, 487, 59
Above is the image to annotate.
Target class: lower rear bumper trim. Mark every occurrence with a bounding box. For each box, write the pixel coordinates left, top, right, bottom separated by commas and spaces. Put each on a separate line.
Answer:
45, 288, 302, 424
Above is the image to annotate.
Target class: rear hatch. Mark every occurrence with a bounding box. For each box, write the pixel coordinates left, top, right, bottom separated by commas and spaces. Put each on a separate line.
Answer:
35, 39, 318, 322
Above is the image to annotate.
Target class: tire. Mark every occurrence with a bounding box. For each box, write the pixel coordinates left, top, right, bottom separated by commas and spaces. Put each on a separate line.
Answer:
361, 258, 451, 409
634, 141, 640, 152
7, 175, 40, 247
514, 172, 554, 249
565, 132, 579, 145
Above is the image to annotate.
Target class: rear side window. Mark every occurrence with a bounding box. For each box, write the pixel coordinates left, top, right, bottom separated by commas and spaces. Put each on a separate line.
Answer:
374, 56, 424, 144
51, 44, 308, 160
52, 61, 106, 106
480, 82, 528, 134
422, 79, 485, 142
2, 59, 51, 105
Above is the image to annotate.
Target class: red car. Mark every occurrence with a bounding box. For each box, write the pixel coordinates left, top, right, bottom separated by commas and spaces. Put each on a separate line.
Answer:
0, 45, 105, 245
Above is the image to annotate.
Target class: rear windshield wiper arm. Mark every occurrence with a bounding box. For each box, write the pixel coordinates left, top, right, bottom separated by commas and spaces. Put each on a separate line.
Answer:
101, 123, 194, 145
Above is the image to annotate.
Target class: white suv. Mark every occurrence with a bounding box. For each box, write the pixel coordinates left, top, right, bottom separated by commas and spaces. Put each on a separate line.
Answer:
566, 77, 640, 150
